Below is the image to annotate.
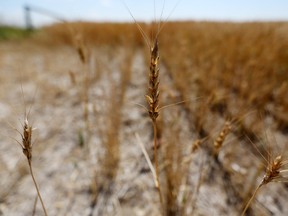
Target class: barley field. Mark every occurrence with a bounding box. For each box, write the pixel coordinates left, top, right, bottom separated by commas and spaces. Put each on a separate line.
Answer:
0, 21, 288, 216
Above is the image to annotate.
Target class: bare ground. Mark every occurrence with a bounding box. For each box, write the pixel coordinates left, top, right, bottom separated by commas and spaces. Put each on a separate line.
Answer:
0, 41, 288, 216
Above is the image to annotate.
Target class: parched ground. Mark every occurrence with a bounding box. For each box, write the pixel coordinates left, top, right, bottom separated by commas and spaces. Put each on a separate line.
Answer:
0, 36, 288, 216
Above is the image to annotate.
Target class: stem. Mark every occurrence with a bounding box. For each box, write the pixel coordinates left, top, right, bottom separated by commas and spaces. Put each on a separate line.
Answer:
32, 195, 38, 216
241, 183, 263, 216
153, 120, 164, 213
28, 160, 48, 216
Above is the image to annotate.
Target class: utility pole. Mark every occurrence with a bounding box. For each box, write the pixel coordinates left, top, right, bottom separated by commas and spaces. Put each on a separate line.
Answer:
24, 5, 33, 31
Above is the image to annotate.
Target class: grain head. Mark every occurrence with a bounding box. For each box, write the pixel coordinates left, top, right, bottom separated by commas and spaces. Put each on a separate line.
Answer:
146, 38, 160, 122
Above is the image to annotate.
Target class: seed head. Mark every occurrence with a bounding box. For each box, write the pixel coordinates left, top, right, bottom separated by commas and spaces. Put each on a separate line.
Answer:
192, 139, 202, 153
146, 39, 160, 122
21, 118, 33, 161
261, 155, 287, 185
214, 121, 232, 152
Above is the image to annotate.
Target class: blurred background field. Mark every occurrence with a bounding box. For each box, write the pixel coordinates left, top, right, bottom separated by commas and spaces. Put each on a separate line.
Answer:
0, 1, 288, 216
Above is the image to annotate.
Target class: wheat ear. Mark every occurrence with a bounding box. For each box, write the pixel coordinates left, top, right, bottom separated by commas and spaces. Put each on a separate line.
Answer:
145, 38, 164, 209
214, 121, 232, 154
241, 155, 288, 216
146, 38, 160, 122
19, 118, 48, 216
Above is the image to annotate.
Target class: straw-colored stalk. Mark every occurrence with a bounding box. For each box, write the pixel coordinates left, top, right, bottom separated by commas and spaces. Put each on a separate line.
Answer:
15, 117, 48, 216
146, 38, 164, 209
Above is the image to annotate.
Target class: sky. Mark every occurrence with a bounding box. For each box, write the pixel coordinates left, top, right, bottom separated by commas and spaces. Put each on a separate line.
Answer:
1, 0, 288, 27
